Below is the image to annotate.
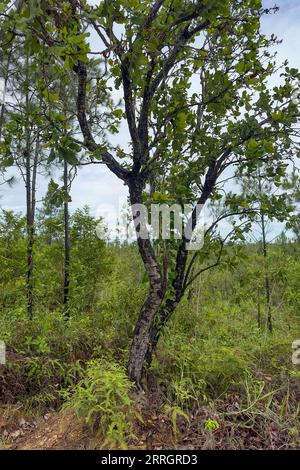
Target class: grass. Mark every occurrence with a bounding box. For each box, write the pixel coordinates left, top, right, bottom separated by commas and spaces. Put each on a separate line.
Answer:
0, 242, 299, 449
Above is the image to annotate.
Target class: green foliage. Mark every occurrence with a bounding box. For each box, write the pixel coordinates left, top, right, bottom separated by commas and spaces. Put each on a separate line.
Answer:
63, 359, 135, 449
0, 0, 299, 449
151, 243, 299, 410
0, 240, 299, 447
68, 206, 110, 312
204, 418, 220, 432
0, 210, 26, 309
1, 353, 85, 411
164, 404, 189, 437
36, 205, 109, 311
24, 336, 50, 355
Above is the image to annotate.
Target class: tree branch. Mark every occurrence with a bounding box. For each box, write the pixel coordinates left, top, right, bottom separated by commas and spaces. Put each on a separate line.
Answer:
74, 60, 129, 180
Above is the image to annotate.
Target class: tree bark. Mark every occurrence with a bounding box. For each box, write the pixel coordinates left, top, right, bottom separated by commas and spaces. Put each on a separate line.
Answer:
26, 202, 34, 319
127, 181, 163, 385
259, 174, 272, 333
144, 166, 218, 367
63, 160, 70, 311
24, 55, 35, 319
127, 280, 163, 385
145, 299, 178, 366
144, 240, 188, 365
0, 49, 12, 141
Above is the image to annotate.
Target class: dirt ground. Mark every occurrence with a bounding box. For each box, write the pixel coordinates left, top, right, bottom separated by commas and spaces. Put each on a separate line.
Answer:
1, 389, 299, 450
0, 398, 176, 450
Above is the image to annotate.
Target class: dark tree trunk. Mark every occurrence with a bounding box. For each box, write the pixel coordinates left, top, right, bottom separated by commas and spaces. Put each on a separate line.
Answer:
127, 181, 163, 385
25, 141, 36, 320
24, 56, 35, 319
26, 212, 34, 319
142, 168, 217, 369
145, 299, 178, 366
145, 243, 188, 366
127, 281, 163, 384
259, 187, 272, 332
25, 139, 39, 320
265, 271, 272, 332
63, 160, 70, 311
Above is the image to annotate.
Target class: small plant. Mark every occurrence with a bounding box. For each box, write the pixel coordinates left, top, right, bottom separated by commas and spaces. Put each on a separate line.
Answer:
63, 358, 135, 449
164, 403, 190, 437
204, 418, 220, 432
24, 336, 50, 355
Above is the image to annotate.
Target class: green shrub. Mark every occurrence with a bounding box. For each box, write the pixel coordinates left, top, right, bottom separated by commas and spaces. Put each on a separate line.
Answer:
63, 358, 135, 449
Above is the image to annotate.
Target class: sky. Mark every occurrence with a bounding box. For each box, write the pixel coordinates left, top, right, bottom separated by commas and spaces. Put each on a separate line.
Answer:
1, 0, 300, 236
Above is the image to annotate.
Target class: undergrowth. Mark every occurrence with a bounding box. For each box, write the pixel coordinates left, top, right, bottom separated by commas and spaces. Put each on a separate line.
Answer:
62, 359, 137, 449
0, 243, 299, 449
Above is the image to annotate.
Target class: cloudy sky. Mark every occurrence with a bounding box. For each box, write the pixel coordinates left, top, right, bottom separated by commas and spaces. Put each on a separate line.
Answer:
1, 0, 300, 232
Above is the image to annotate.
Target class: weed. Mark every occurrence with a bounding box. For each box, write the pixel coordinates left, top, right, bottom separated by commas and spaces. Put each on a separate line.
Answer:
63, 359, 136, 449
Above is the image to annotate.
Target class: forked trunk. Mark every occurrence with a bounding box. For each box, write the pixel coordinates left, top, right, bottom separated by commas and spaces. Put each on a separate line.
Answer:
127, 284, 162, 384
145, 297, 181, 366
145, 242, 188, 365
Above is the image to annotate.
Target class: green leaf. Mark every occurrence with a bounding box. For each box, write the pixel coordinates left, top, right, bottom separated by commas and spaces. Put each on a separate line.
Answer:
58, 147, 79, 165
271, 111, 284, 122
247, 138, 259, 153
47, 148, 57, 164
175, 111, 187, 133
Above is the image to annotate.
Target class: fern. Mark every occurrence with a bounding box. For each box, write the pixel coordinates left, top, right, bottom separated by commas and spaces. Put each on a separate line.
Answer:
63, 358, 135, 449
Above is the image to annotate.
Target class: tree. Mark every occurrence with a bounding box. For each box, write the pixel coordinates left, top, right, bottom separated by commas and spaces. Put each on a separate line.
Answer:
37, 175, 72, 310
36, 179, 64, 244
0, 209, 26, 310
239, 165, 293, 332
0, 36, 49, 318
70, 206, 108, 312
30, 12, 117, 313
2, 0, 300, 384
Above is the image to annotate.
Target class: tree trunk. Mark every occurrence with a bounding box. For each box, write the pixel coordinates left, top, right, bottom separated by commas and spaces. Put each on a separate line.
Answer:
265, 271, 272, 332
25, 55, 34, 319
127, 282, 163, 385
127, 165, 215, 380
258, 170, 272, 333
63, 160, 70, 311
261, 204, 272, 332
145, 299, 178, 366
26, 210, 34, 319
145, 244, 188, 366
127, 181, 163, 385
